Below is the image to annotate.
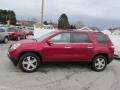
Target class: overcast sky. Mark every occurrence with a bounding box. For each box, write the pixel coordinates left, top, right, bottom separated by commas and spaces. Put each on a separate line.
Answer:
0, 0, 120, 29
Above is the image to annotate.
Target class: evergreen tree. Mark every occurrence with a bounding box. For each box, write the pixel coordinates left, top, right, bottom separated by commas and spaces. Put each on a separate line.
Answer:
58, 13, 70, 29
0, 9, 16, 25
44, 21, 48, 25
70, 25, 76, 29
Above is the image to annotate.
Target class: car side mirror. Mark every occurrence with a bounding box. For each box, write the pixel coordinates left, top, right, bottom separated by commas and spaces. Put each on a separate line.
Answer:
47, 40, 54, 46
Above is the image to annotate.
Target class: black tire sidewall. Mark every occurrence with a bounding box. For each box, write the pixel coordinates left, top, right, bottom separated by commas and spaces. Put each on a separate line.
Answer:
92, 55, 107, 72
18, 53, 41, 73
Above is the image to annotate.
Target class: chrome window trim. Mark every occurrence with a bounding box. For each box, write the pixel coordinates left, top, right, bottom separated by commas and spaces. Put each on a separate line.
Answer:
53, 42, 93, 44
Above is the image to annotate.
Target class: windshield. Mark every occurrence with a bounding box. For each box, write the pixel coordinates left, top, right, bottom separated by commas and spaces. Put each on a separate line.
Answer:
35, 31, 55, 42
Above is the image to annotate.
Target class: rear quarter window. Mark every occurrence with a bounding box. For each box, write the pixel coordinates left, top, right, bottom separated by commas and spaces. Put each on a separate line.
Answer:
94, 34, 111, 44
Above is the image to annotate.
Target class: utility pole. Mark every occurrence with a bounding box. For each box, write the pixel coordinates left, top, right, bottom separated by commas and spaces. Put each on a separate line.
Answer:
41, 0, 44, 28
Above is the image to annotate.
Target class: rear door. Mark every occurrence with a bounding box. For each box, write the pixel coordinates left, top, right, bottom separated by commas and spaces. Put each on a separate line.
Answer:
94, 33, 114, 58
71, 32, 94, 61
43, 32, 73, 61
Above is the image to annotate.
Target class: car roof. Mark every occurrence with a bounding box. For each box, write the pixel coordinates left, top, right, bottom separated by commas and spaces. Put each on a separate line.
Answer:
53, 30, 103, 34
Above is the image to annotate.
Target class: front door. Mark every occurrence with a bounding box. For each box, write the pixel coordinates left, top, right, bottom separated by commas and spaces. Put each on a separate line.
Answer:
43, 33, 73, 61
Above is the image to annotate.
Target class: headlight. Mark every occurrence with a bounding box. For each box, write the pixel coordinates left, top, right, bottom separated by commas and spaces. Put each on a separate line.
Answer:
10, 43, 21, 50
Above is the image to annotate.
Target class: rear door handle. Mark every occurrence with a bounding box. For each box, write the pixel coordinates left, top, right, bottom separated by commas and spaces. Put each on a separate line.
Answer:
64, 46, 71, 48
87, 47, 93, 49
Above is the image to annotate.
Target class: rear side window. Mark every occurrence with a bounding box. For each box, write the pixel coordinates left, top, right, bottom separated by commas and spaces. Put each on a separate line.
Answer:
94, 34, 110, 44
71, 33, 92, 43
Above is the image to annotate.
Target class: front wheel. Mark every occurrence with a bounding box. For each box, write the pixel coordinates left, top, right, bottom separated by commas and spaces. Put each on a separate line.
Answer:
92, 55, 107, 72
18, 53, 41, 73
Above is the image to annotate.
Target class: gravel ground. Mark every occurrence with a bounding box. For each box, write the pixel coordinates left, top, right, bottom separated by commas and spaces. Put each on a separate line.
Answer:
0, 40, 120, 90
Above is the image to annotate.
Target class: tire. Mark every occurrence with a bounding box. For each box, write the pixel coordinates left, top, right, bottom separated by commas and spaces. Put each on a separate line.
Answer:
91, 55, 107, 72
3, 37, 9, 44
18, 53, 41, 73
17, 36, 21, 41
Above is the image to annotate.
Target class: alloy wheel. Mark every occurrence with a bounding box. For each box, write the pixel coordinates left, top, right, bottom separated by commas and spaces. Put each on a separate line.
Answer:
22, 56, 38, 71
94, 58, 106, 70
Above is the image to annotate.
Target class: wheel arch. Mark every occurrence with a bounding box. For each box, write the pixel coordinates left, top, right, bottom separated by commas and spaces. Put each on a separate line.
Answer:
92, 53, 109, 64
5, 36, 9, 38
18, 51, 42, 64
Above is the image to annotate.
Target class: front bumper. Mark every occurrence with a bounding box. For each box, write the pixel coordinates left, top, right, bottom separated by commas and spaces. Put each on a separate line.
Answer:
8, 53, 19, 66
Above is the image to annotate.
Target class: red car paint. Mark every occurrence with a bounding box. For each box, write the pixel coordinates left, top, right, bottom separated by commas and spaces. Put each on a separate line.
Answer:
7, 27, 26, 40
8, 30, 114, 62
8, 30, 114, 72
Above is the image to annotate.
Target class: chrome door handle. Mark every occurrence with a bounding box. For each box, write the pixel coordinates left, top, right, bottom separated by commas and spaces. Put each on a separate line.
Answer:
87, 47, 93, 49
64, 47, 71, 48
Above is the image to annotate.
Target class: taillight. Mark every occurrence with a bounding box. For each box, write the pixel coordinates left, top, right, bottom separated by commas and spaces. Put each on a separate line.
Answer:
111, 45, 115, 49
110, 45, 115, 53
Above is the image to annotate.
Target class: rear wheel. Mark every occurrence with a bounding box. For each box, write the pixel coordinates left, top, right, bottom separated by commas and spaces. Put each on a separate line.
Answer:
3, 37, 9, 43
92, 55, 107, 72
18, 53, 41, 73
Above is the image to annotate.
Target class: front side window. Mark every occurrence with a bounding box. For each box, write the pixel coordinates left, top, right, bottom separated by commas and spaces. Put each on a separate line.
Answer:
51, 33, 70, 43
71, 33, 91, 43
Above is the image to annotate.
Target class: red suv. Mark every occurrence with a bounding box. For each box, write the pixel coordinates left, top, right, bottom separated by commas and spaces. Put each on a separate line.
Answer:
8, 30, 114, 73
